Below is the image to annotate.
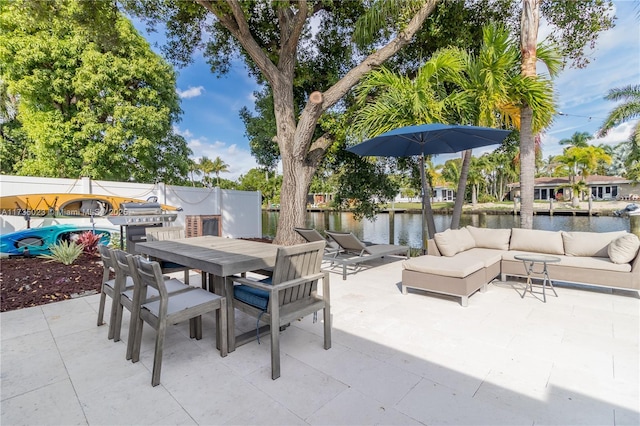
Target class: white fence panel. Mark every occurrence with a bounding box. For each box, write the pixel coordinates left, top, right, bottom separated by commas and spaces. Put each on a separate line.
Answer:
221, 189, 262, 238
0, 175, 262, 238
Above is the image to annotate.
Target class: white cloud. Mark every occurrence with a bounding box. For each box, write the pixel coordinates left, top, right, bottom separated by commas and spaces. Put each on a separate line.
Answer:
591, 120, 637, 146
173, 125, 193, 138
187, 137, 260, 181
177, 86, 205, 99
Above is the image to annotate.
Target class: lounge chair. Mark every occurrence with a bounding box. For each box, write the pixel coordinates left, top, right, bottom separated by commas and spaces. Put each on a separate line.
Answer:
324, 230, 410, 280
294, 227, 341, 256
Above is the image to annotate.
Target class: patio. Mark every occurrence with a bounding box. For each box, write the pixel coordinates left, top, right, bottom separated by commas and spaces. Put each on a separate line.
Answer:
1, 258, 638, 425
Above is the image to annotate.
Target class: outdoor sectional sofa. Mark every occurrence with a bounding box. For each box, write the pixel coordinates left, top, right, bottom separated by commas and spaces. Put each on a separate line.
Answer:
401, 226, 640, 306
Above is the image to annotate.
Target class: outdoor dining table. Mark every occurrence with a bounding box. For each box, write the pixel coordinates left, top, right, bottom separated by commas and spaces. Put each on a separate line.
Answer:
135, 235, 281, 351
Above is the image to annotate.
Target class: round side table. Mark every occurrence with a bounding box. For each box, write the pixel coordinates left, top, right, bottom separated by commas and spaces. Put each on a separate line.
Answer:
513, 254, 561, 302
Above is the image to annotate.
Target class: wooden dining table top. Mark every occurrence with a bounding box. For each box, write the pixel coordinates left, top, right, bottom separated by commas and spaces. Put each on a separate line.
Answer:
135, 236, 281, 278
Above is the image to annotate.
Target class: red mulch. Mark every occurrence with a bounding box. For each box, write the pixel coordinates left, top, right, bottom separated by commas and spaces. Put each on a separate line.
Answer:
0, 254, 105, 312
0, 237, 274, 312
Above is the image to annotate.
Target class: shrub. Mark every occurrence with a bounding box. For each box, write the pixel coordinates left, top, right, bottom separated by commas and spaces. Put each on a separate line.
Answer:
108, 231, 121, 248
76, 231, 102, 255
39, 241, 84, 265
477, 194, 497, 203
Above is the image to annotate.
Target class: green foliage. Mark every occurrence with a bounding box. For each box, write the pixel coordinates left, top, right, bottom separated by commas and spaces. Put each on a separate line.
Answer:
0, 0, 191, 182
237, 168, 282, 206
75, 231, 101, 255
239, 88, 279, 170
120, 0, 615, 236
332, 154, 399, 220
39, 241, 83, 265
477, 193, 498, 203
540, 0, 615, 69
108, 231, 121, 248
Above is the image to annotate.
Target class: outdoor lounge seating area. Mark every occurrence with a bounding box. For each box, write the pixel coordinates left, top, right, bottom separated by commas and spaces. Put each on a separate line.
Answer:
2, 260, 638, 425
402, 226, 640, 307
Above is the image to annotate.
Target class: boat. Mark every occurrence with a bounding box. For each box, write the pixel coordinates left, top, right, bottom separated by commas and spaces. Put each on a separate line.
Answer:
0, 224, 116, 256
0, 194, 181, 218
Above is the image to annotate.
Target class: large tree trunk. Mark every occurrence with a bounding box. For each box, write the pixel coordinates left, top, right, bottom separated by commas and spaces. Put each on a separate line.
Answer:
204, 0, 437, 245
277, 155, 316, 245
450, 149, 471, 229
519, 0, 540, 230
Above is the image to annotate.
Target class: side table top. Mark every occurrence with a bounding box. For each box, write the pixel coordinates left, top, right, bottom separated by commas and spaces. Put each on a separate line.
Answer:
514, 254, 562, 263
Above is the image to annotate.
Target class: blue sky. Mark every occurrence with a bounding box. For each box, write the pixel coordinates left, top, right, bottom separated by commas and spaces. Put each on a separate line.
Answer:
136, 1, 639, 180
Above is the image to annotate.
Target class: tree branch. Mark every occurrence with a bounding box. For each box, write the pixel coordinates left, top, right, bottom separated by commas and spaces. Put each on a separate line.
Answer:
307, 133, 335, 167
195, 0, 281, 84
321, 0, 438, 109
294, 0, 438, 153
278, 1, 308, 74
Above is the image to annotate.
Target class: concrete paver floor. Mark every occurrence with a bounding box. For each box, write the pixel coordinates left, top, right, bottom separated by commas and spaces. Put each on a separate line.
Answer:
1, 258, 638, 425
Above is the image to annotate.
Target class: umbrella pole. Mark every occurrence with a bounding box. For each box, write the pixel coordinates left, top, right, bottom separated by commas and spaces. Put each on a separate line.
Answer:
420, 155, 428, 254
420, 154, 437, 254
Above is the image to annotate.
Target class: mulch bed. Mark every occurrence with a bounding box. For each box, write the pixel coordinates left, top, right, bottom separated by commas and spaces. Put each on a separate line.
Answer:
0, 254, 104, 312
0, 237, 274, 312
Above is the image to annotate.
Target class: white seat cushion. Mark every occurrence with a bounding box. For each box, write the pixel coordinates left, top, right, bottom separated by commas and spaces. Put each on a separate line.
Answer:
403, 255, 484, 278
503, 251, 632, 273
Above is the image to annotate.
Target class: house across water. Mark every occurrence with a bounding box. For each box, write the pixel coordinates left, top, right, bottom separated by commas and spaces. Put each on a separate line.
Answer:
508, 175, 636, 201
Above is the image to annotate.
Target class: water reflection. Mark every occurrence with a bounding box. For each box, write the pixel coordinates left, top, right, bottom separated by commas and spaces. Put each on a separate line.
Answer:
263, 211, 630, 249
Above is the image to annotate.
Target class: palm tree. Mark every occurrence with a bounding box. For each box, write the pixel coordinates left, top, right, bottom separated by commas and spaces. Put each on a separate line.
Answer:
559, 131, 593, 149
211, 156, 230, 187
186, 158, 200, 186
574, 145, 612, 179
607, 142, 630, 177
539, 154, 558, 177
598, 85, 640, 139
598, 84, 640, 183
198, 156, 214, 187
352, 49, 465, 239
352, 23, 558, 235
455, 23, 558, 228
518, 0, 562, 230
555, 145, 611, 205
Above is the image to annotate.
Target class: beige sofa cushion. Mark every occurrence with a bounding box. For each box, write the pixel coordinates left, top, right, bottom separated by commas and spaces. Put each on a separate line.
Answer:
466, 226, 511, 250
608, 234, 640, 264
509, 228, 564, 255
503, 251, 632, 273
434, 228, 475, 257
562, 231, 627, 257
402, 255, 484, 278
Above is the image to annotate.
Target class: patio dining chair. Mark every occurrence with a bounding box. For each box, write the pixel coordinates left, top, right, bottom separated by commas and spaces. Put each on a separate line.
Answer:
110, 249, 195, 360
130, 256, 227, 387
324, 231, 410, 280
225, 240, 330, 380
97, 244, 134, 340
144, 226, 192, 284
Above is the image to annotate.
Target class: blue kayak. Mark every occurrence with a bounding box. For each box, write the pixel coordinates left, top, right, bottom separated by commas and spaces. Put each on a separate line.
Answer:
0, 225, 115, 256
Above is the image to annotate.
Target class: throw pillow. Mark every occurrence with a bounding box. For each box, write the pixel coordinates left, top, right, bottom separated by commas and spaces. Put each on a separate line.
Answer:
509, 228, 564, 255
562, 231, 627, 258
608, 234, 640, 264
466, 226, 511, 250
434, 227, 475, 257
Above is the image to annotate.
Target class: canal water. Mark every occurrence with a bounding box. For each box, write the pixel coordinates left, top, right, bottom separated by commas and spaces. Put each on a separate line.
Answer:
262, 211, 631, 249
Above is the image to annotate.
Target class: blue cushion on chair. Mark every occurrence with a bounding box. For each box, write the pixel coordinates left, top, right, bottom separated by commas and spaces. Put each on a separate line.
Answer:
233, 278, 271, 311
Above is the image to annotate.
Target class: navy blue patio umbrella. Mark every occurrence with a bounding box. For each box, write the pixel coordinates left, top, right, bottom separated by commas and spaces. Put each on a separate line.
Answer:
347, 123, 512, 251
